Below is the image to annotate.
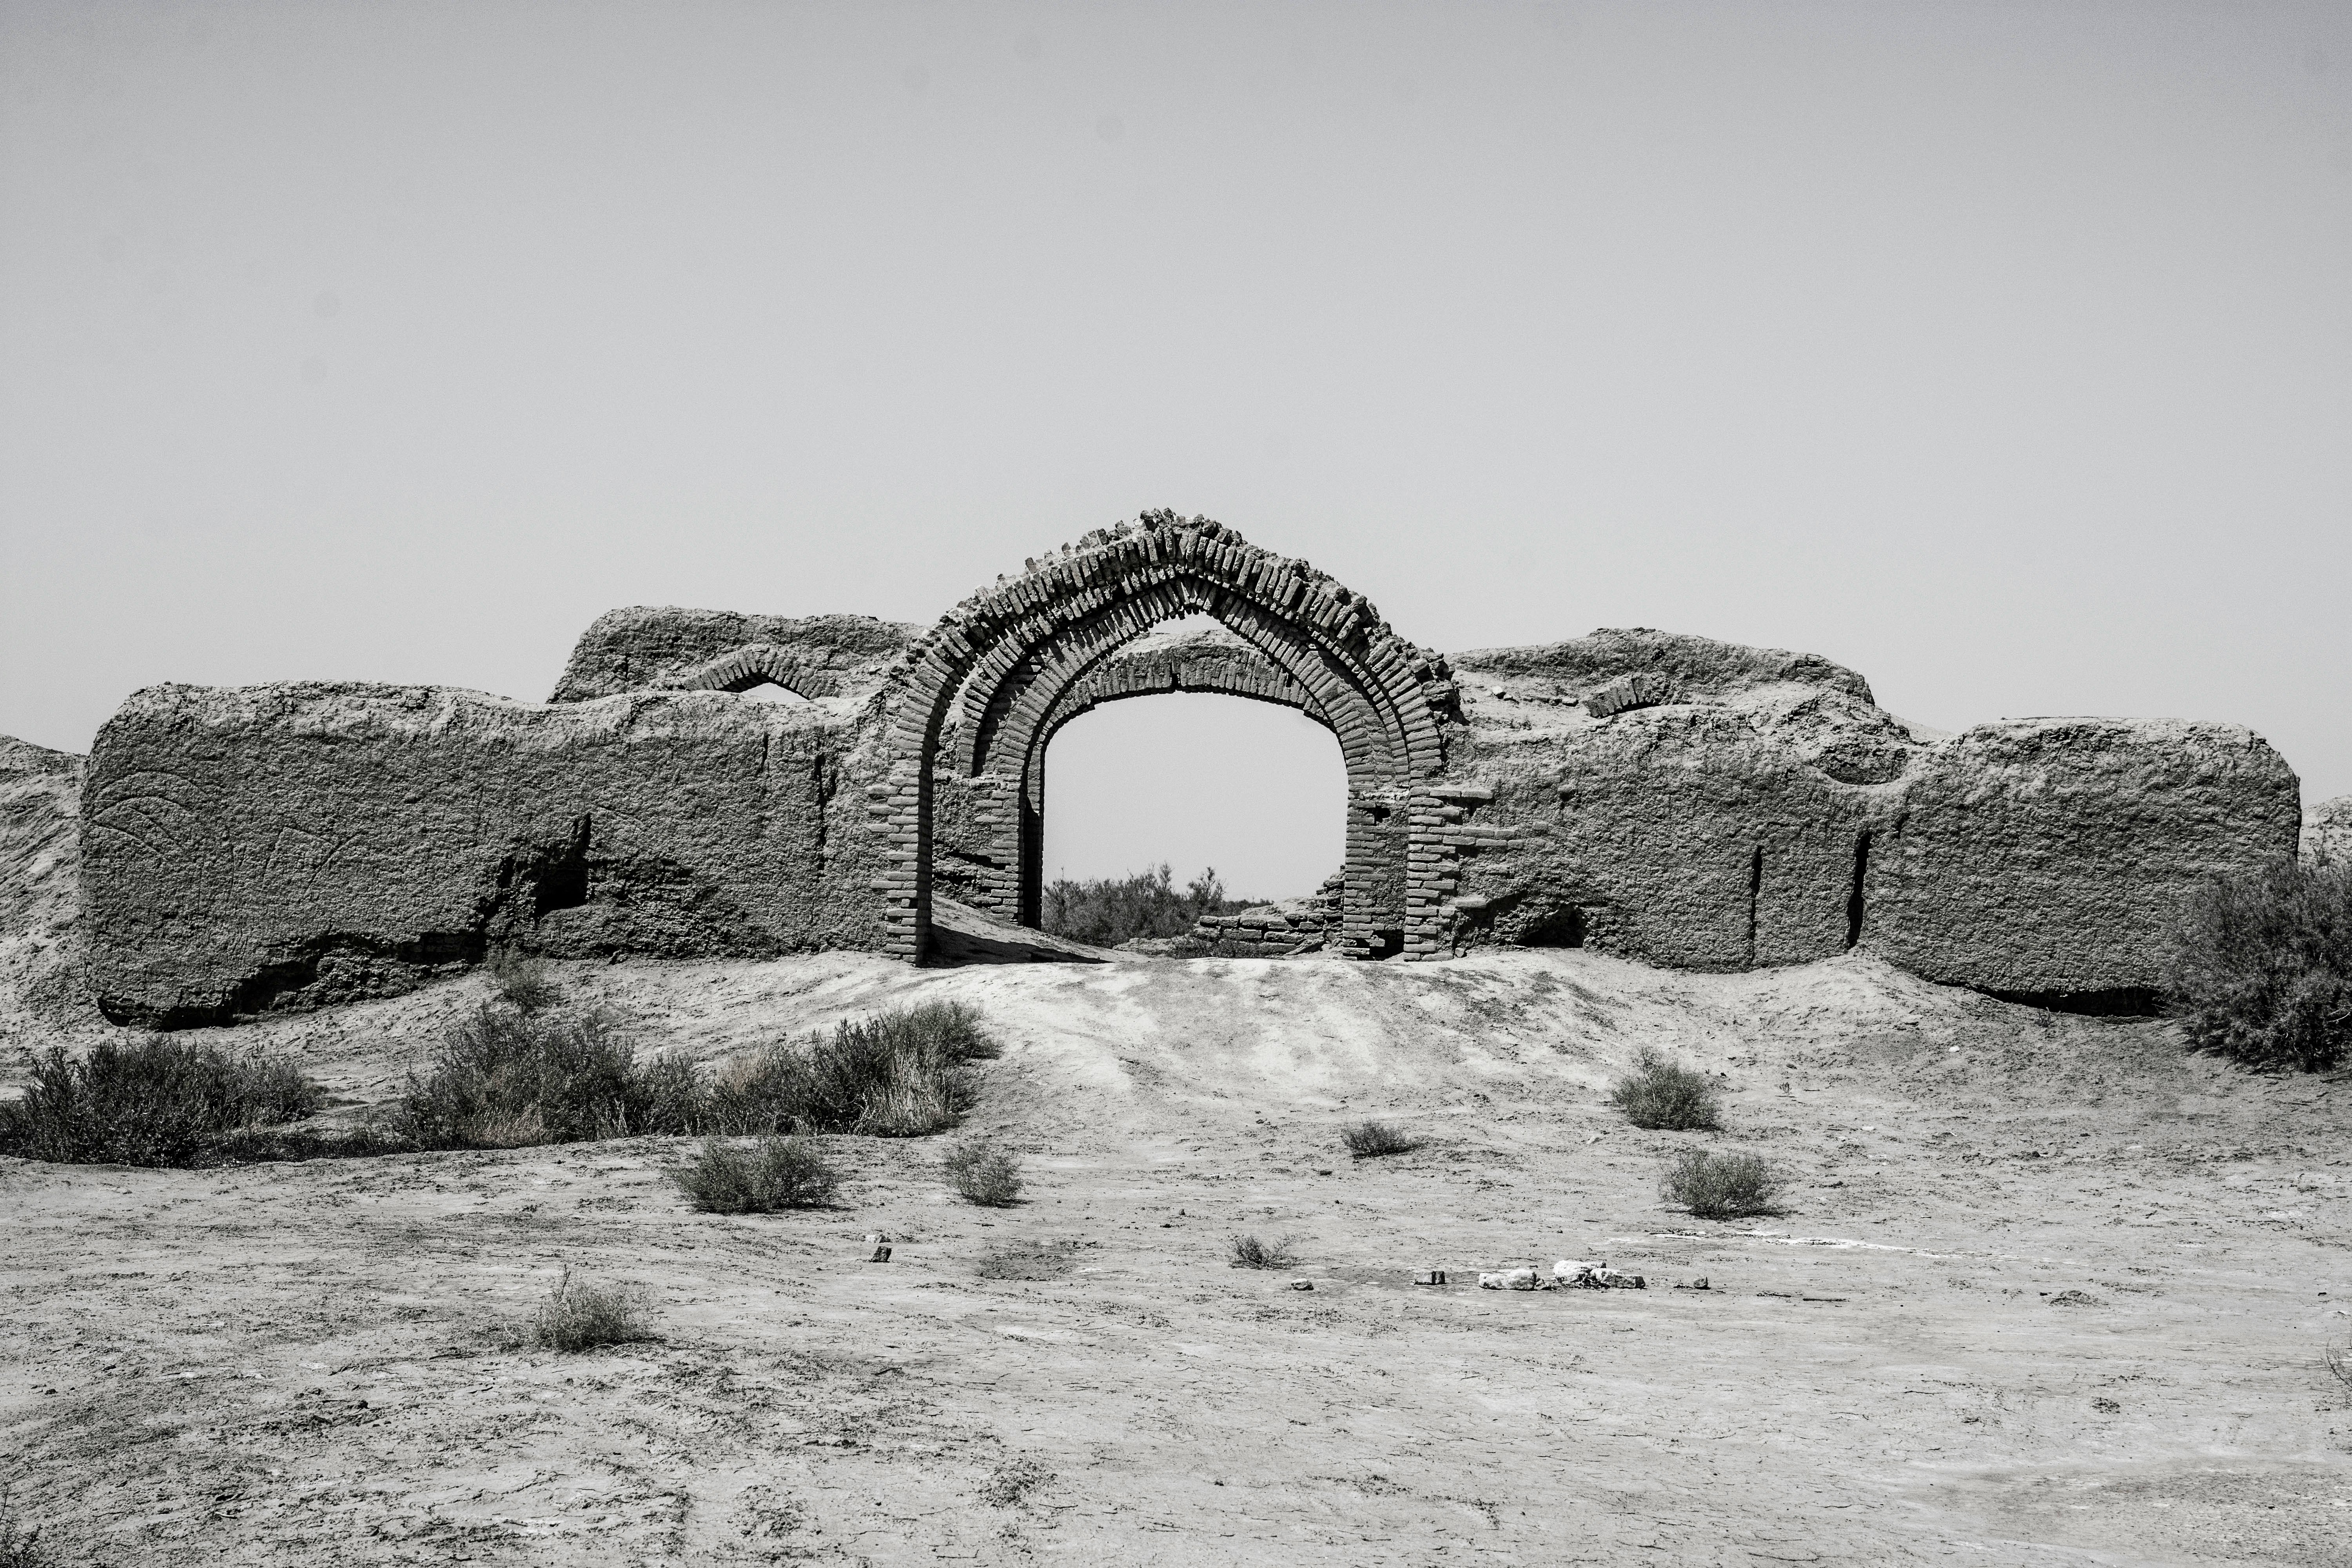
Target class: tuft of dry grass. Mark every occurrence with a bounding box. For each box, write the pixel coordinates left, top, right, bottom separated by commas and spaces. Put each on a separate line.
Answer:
1658, 1148, 1784, 1219
943, 1138, 1024, 1206
977, 1456, 1054, 1507
1341, 1120, 1421, 1158
528, 1268, 658, 1353
1608, 1049, 1724, 1131
1228, 1233, 1301, 1270
486, 947, 560, 1015
2327, 1338, 2352, 1399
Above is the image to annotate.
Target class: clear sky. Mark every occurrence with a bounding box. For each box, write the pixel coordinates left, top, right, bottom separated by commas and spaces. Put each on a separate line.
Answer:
4, 1, 2346, 898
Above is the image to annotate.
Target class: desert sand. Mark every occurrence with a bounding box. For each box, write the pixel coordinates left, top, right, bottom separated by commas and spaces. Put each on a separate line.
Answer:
2, 902, 2348, 1565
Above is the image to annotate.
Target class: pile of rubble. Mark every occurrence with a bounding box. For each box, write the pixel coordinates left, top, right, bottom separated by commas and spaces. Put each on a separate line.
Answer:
1183, 871, 1344, 956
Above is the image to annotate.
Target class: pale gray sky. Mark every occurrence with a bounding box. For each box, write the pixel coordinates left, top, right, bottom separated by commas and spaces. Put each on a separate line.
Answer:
4, 1, 2347, 898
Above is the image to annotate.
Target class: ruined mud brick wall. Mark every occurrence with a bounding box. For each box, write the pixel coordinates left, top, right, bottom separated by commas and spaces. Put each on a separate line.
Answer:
1435, 631, 1910, 968
1431, 630, 2300, 998
1865, 719, 2301, 1002
2304, 796, 2352, 869
81, 684, 890, 1027
65, 514, 2309, 1021
0, 737, 102, 1038
550, 608, 918, 702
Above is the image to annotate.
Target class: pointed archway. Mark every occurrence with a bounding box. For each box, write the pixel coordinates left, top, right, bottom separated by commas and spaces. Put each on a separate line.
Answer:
870, 511, 1461, 961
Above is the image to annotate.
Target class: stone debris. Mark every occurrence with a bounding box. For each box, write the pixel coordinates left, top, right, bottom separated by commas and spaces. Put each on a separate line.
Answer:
868, 1245, 893, 1263
1413, 1270, 1447, 1286
1288, 1279, 1315, 1292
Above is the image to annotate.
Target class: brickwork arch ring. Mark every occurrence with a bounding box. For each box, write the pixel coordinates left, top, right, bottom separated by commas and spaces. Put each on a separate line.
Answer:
870, 513, 1459, 962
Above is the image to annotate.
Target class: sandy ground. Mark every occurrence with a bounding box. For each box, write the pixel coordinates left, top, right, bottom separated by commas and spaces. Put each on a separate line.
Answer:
2, 907, 2349, 1566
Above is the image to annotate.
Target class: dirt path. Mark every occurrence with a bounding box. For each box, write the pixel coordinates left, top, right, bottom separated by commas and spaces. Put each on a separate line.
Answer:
2, 941, 2347, 1564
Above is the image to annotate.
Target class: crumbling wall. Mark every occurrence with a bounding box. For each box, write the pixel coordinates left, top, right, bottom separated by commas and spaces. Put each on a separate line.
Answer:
1439, 631, 1911, 969
550, 608, 918, 703
81, 683, 889, 1027
0, 737, 109, 1045
2304, 795, 2352, 869
1433, 631, 2301, 1002
1866, 718, 2301, 1004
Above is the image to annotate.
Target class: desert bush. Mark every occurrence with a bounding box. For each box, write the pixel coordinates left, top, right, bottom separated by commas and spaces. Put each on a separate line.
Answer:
943, 1138, 1024, 1205
673, 1136, 841, 1212
1608, 1049, 1724, 1131
1228, 1233, 1300, 1269
977, 1456, 1053, 1507
394, 1006, 701, 1150
709, 1002, 1000, 1138
1041, 864, 1252, 947
1659, 1148, 1785, 1219
530, 1267, 657, 1353
2162, 861, 2352, 1073
0, 1036, 323, 1167
486, 948, 559, 1015
0, 1483, 51, 1568
2327, 1337, 2352, 1399
1341, 1120, 1421, 1159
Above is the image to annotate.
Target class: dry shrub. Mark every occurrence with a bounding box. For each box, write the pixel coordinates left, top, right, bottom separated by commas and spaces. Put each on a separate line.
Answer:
2163, 861, 2352, 1072
977, 1456, 1053, 1507
1041, 864, 1249, 947
486, 948, 560, 1015
2327, 1338, 2352, 1399
1609, 1049, 1724, 1131
673, 1136, 841, 1212
395, 1006, 701, 1150
1659, 1148, 1784, 1219
943, 1138, 1024, 1206
1228, 1233, 1300, 1269
1341, 1120, 1421, 1159
530, 1267, 657, 1353
0, 1483, 51, 1568
711, 1002, 1000, 1138
0, 1037, 322, 1167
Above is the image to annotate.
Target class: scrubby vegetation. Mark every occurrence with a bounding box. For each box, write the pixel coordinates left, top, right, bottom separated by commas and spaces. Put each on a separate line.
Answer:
944, 1137, 1024, 1205
708, 1001, 1001, 1137
2163, 861, 2352, 1073
1608, 1049, 1725, 1131
1659, 1148, 1785, 1219
394, 1005, 703, 1149
1228, 1233, 1300, 1269
0, 1483, 51, 1568
673, 1136, 842, 1212
486, 947, 560, 1015
0, 1036, 323, 1167
396, 997, 999, 1149
1341, 1120, 1421, 1158
1041, 864, 1253, 947
528, 1268, 657, 1353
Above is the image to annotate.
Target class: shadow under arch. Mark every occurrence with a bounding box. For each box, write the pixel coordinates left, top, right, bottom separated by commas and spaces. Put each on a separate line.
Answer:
872, 512, 1459, 962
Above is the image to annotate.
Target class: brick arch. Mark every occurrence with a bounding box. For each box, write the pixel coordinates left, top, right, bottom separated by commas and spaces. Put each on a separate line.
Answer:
660, 644, 843, 699
871, 511, 1460, 961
